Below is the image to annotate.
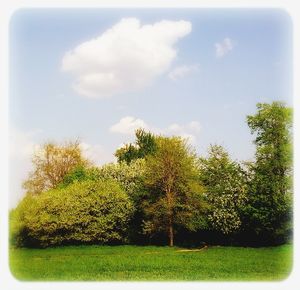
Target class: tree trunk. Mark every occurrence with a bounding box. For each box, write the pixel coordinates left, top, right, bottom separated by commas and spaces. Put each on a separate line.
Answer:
166, 186, 174, 247
169, 222, 174, 247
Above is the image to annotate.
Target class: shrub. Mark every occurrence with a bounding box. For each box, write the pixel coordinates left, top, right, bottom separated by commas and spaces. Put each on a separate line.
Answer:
12, 180, 134, 247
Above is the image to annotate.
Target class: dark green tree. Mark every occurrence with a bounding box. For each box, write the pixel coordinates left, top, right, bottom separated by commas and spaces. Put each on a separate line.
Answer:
243, 101, 292, 245
115, 129, 156, 164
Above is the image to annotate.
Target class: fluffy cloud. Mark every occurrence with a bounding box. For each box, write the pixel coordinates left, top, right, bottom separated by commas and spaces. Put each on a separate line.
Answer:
168, 64, 199, 81
110, 116, 201, 145
9, 128, 41, 208
80, 142, 115, 165
164, 121, 201, 144
215, 37, 234, 58
62, 18, 192, 98
109, 116, 149, 135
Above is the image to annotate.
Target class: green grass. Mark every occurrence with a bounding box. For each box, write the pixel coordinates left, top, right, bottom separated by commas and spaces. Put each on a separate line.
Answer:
9, 244, 292, 281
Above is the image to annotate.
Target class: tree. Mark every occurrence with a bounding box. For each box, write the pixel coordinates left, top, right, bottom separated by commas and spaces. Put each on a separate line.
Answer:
143, 136, 207, 247
198, 145, 248, 235
243, 102, 292, 244
23, 141, 88, 195
115, 129, 156, 164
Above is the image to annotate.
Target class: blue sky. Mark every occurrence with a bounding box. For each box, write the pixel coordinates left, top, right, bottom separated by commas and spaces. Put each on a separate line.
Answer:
9, 9, 292, 207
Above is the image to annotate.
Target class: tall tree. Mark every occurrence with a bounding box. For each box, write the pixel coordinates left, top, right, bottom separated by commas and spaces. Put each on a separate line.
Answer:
23, 141, 89, 195
115, 129, 156, 164
244, 102, 292, 244
143, 136, 206, 247
198, 145, 248, 235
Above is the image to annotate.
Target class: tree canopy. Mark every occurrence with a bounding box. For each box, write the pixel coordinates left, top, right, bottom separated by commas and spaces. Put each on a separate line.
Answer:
115, 129, 156, 164
23, 141, 88, 195
11, 101, 293, 248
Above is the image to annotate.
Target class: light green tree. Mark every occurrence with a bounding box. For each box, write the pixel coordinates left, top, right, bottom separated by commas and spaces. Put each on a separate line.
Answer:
143, 136, 207, 247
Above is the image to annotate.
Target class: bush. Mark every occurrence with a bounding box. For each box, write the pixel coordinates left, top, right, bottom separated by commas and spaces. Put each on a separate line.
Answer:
11, 180, 134, 247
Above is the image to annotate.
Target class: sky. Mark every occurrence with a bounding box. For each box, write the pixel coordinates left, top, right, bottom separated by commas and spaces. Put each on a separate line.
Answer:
9, 8, 292, 208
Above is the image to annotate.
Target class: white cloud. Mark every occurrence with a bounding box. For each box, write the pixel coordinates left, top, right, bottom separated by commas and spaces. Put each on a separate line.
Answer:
215, 37, 234, 58
187, 120, 201, 133
110, 116, 201, 145
9, 127, 41, 208
164, 122, 201, 145
109, 116, 149, 135
80, 142, 115, 165
168, 64, 199, 81
10, 128, 39, 160
62, 18, 192, 98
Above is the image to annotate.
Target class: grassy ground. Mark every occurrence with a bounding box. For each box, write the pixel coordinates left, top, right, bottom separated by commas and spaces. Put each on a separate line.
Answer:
10, 244, 292, 281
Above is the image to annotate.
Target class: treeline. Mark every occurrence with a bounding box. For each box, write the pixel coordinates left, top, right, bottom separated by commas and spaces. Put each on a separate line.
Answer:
10, 102, 293, 248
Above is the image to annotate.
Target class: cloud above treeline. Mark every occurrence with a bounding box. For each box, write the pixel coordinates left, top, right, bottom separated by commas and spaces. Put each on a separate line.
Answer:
62, 18, 192, 98
110, 116, 201, 145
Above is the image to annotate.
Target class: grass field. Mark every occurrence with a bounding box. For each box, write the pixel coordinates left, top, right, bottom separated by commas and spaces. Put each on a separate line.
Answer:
10, 244, 292, 281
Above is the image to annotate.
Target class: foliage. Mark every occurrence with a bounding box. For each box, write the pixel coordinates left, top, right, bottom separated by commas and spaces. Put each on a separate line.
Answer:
198, 145, 248, 235
99, 159, 146, 198
10, 198, 33, 247
242, 102, 293, 244
11, 101, 293, 249
143, 136, 208, 246
23, 141, 89, 195
57, 159, 147, 244
12, 180, 134, 247
115, 129, 157, 164
59, 165, 101, 188
98, 159, 148, 243
60, 158, 146, 198
114, 144, 140, 165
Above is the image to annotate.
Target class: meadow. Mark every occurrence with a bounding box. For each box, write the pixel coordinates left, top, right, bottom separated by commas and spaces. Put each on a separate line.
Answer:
10, 244, 292, 281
